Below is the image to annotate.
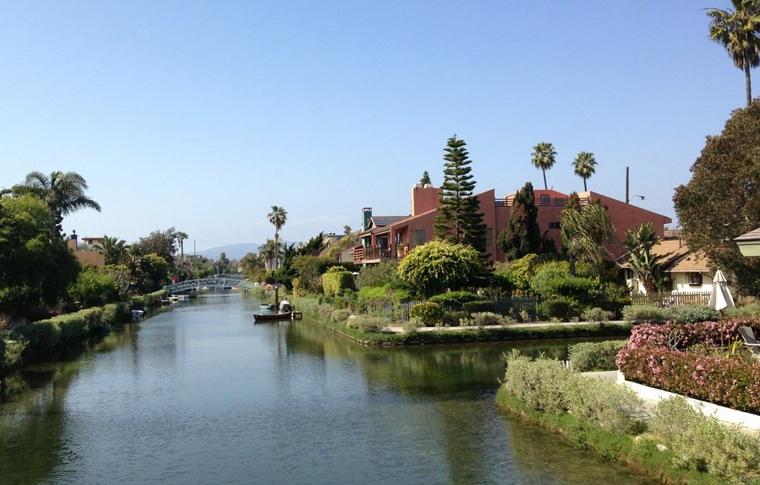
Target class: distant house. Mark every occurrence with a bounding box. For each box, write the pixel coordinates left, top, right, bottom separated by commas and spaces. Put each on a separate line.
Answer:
353, 184, 672, 265
619, 235, 716, 295
66, 231, 105, 267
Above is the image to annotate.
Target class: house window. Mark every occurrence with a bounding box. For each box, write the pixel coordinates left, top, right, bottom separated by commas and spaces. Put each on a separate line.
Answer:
687, 272, 703, 287
412, 229, 426, 247
548, 221, 560, 229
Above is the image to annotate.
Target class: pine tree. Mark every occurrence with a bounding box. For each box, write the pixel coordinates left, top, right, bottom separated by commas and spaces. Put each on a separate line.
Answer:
434, 136, 487, 252
419, 171, 432, 185
497, 182, 542, 260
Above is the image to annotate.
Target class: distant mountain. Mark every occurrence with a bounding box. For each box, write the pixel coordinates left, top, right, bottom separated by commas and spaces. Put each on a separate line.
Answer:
196, 243, 260, 260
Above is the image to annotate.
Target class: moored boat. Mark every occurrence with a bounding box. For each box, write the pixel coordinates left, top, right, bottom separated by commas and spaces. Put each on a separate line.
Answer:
253, 311, 293, 322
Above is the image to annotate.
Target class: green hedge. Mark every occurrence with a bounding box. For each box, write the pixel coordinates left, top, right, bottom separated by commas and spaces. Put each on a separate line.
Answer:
462, 300, 495, 314
568, 340, 627, 372
429, 291, 480, 310
321, 267, 355, 297
130, 289, 167, 310
409, 302, 443, 325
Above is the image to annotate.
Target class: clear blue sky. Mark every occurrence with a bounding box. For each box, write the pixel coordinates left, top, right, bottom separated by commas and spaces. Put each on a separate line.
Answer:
0, 1, 747, 251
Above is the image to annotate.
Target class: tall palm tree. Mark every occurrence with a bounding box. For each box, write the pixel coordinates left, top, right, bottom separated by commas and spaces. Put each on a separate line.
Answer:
572, 152, 597, 192
12, 171, 101, 235
95, 236, 127, 265
531, 142, 557, 190
259, 239, 280, 270
624, 223, 663, 294
707, 1, 760, 107
267, 206, 287, 269
175, 231, 189, 258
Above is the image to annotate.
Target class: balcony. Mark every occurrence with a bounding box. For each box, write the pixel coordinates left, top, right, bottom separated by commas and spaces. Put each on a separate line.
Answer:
353, 244, 410, 264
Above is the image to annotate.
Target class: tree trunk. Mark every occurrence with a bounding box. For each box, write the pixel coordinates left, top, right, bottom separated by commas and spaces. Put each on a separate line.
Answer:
0, 378, 5, 403
274, 233, 280, 270
746, 63, 752, 108
583, 178, 587, 192
542, 170, 548, 190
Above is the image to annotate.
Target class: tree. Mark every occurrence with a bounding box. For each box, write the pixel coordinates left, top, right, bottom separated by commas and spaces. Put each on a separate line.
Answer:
707, 1, 760, 107
0, 195, 80, 322
433, 136, 487, 252
68, 267, 119, 308
498, 182, 542, 260
343, 225, 352, 236
95, 236, 127, 265
560, 200, 613, 274
674, 102, 760, 294
531, 142, 557, 190
397, 240, 488, 297
217, 252, 231, 274
136, 254, 170, 292
175, 231, 189, 258
136, 228, 179, 265
572, 152, 597, 191
420, 171, 432, 185
10, 171, 100, 235
267, 206, 287, 269
624, 223, 663, 294
259, 239, 280, 270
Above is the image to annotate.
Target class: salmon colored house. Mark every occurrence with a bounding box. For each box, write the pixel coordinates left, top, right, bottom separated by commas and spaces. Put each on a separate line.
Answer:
353, 184, 671, 265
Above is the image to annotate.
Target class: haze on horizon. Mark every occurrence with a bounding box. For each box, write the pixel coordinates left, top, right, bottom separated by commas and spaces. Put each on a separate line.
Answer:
0, 1, 745, 251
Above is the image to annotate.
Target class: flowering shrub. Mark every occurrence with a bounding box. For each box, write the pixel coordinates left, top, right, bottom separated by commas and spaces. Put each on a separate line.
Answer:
616, 319, 760, 414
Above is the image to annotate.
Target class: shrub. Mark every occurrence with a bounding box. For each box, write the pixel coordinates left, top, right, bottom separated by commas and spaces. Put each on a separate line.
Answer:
316, 303, 334, 320
429, 291, 480, 310
568, 340, 627, 372
346, 316, 387, 333
68, 267, 119, 308
330, 309, 352, 322
409, 302, 443, 325
462, 300, 495, 314
440, 311, 469, 327
651, 397, 760, 482
536, 296, 581, 321
581, 307, 614, 323
397, 240, 488, 297
402, 319, 423, 334
530, 262, 597, 303
622, 305, 668, 324
101, 302, 131, 326
667, 305, 720, 324
321, 266, 355, 297
503, 351, 644, 432
461, 312, 512, 327
356, 260, 400, 289
724, 303, 760, 319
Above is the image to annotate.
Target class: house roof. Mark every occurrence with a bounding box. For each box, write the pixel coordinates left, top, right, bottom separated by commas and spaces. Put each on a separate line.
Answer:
618, 239, 711, 273
371, 215, 408, 227
735, 227, 760, 242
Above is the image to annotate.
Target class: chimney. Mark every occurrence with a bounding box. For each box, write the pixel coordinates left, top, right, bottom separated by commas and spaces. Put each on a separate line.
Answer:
362, 208, 372, 231
67, 230, 78, 252
411, 185, 441, 216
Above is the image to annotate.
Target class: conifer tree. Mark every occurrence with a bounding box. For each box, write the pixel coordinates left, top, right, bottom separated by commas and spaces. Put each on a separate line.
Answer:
419, 171, 432, 185
434, 136, 487, 252
497, 182, 542, 260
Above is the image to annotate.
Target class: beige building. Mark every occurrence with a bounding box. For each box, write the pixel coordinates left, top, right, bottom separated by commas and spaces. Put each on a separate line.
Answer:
66, 231, 105, 267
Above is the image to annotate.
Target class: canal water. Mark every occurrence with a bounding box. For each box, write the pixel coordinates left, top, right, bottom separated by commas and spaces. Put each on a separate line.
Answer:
0, 294, 650, 484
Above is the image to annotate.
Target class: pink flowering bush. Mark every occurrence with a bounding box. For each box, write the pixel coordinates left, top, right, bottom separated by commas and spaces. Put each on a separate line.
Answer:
616, 318, 760, 414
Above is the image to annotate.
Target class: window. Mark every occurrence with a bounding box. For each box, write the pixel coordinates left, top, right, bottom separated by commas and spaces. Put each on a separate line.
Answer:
540, 194, 550, 206
412, 229, 426, 247
687, 272, 703, 287
548, 221, 560, 229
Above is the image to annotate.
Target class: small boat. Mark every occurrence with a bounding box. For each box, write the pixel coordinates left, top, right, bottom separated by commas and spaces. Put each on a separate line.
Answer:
254, 311, 294, 323
260, 303, 276, 311
131, 309, 145, 322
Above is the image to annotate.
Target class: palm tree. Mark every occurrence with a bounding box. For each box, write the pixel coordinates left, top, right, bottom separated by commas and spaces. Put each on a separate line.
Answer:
707, 1, 760, 107
267, 206, 287, 269
95, 236, 127, 265
572, 152, 597, 192
175, 231, 189, 259
12, 171, 101, 235
259, 239, 280, 270
624, 223, 663, 294
560, 201, 613, 274
531, 142, 557, 190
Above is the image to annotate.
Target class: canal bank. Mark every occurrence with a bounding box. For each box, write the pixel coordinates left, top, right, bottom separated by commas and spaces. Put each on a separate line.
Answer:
0, 294, 650, 484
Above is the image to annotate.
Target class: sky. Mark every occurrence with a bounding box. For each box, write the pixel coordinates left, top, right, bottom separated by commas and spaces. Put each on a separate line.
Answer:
0, 1, 748, 251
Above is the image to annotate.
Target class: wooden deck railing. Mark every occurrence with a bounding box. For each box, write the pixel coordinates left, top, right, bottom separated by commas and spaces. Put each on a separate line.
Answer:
630, 291, 712, 307
353, 244, 410, 264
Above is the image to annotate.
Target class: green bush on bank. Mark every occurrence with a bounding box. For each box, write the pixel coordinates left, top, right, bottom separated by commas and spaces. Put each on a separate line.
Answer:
651, 397, 760, 483
581, 307, 614, 323
409, 302, 444, 325
460, 312, 513, 327
568, 340, 627, 372
321, 266, 356, 297
462, 300, 495, 314
130, 289, 167, 310
502, 351, 644, 432
429, 291, 480, 310
330, 309, 352, 322
622, 304, 720, 324
346, 315, 387, 333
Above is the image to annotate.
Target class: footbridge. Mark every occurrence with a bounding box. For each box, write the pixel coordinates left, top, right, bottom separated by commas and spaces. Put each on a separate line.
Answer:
164, 275, 246, 294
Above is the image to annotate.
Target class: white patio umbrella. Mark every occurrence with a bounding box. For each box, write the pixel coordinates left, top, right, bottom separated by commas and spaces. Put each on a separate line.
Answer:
708, 269, 735, 311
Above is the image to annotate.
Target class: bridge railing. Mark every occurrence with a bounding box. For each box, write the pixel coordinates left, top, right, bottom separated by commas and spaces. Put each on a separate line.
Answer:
164, 276, 246, 294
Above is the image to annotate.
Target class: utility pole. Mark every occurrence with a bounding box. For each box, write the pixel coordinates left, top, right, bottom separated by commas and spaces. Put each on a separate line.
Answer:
625, 166, 630, 204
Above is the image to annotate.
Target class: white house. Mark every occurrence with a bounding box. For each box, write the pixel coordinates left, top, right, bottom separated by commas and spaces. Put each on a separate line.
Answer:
619, 238, 716, 296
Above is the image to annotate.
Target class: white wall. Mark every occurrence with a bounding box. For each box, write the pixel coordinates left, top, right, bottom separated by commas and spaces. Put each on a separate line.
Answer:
671, 272, 713, 293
